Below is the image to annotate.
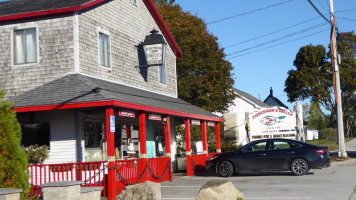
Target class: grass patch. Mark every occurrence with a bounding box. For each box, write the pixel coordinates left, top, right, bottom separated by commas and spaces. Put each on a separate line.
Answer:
307, 138, 354, 151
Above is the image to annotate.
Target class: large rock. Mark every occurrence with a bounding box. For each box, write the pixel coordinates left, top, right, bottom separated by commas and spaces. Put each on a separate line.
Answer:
116, 181, 161, 200
195, 180, 244, 200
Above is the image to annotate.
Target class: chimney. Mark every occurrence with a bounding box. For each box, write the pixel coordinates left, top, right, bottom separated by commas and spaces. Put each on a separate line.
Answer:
270, 87, 273, 96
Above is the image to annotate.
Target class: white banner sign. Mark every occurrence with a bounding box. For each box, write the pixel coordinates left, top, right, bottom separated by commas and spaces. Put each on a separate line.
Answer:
207, 121, 215, 127
191, 120, 201, 125
249, 107, 296, 141
144, 44, 164, 65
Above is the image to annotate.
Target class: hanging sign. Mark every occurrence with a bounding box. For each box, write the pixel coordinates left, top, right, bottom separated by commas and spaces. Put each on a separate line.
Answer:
109, 115, 115, 132
118, 109, 135, 118
207, 121, 215, 127
191, 119, 201, 125
144, 44, 164, 65
148, 114, 162, 121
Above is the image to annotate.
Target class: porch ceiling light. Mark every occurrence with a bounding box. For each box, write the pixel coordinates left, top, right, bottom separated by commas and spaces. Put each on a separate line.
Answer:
140, 29, 167, 68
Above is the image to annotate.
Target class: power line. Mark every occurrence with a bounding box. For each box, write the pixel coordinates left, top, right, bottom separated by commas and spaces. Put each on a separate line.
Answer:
316, 0, 329, 13
225, 17, 320, 49
336, 16, 356, 22
226, 22, 328, 56
306, 0, 332, 25
334, 8, 356, 13
226, 28, 329, 59
207, 0, 293, 24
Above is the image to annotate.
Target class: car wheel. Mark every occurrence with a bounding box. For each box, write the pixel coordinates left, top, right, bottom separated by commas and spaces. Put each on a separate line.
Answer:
217, 161, 234, 177
291, 158, 308, 176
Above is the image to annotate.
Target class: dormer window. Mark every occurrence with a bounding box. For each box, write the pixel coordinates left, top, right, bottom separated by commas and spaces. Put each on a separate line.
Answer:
98, 32, 110, 67
13, 27, 37, 65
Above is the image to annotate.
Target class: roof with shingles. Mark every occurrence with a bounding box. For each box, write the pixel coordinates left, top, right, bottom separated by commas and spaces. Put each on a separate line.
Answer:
263, 95, 289, 109
0, 0, 95, 17
0, 0, 183, 58
9, 73, 221, 120
233, 88, 269, 107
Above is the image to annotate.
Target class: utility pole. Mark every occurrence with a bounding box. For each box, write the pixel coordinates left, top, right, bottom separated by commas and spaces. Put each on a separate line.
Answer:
295, 102, 304, 141
329, 0, 347, 158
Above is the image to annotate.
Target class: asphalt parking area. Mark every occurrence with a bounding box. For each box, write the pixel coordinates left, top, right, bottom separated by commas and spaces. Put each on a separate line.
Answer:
161, 160, 356, 200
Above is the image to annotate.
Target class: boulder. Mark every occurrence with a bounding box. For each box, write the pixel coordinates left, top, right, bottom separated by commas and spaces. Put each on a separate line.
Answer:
195, 180, 244, 200
116, 181, 161, 200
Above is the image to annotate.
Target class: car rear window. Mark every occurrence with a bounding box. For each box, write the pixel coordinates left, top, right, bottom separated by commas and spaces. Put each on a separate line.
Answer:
290, 142, 303, 149
272, 141, 290, 150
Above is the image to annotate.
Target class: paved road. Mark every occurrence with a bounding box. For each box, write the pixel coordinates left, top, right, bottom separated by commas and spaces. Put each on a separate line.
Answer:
162, 139, 356, 200
162, 162, 356, 200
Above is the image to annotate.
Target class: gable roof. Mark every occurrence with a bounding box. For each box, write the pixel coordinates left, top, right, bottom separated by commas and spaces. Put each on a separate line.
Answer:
0, 0, 182, 58
233, 88, 269, 107
10, 73, 222, 122
263, 95, 289, 109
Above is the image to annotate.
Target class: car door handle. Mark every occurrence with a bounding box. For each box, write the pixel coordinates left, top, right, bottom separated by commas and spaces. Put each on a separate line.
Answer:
287, 151, 295, 154
259, 153, 267, 156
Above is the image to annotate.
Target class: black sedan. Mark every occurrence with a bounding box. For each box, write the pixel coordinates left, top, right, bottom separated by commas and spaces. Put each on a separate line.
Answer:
206, 138, 331, 177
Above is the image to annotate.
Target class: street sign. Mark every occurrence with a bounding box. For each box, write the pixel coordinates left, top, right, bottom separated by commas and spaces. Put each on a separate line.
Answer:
110, 115, 115, 132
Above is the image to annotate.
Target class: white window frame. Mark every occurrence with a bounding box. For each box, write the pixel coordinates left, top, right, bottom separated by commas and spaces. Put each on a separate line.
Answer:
11, 25, 39, 67
97, 28, 112, 69
158, 65, 166, 85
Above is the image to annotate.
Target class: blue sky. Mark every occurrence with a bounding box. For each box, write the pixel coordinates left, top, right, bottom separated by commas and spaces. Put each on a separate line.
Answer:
1, 0, 354, 110
174, 0, 356, 110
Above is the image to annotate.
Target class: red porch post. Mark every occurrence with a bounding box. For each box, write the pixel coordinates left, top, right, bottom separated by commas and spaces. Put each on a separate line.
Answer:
202, 120, 208, 155
215, 122, 221, 153
164, 115, 171, 157
139, 111, 147, 181
185, 118, 193, 176
106, 106, 116, 200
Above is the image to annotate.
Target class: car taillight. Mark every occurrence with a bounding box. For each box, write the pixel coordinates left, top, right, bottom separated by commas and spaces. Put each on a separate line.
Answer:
313, 149, 326, 155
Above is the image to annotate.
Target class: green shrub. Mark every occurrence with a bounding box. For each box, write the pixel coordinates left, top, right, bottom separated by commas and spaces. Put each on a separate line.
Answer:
319, 127, 337, 140
0, 90, 29, 199
221, 141, 242, 152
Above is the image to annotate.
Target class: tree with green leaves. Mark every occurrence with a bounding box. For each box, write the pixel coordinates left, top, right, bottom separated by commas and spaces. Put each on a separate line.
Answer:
303, 102, 329, 131
0, 90, 29, 197
284, 32, 356, 134
156, 4, 236, 113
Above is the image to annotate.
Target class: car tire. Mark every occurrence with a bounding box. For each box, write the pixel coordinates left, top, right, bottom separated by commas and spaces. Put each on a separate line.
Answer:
291, 158, 308, 176
217, 161, 234, 177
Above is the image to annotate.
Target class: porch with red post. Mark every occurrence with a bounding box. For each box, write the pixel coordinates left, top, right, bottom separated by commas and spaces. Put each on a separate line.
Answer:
106, 106, 116, 200
201, 120, 208, 155
139, 111, 147, 181
185, 118, 193, 176
215, 122, 221, 153
164, 115, 171, 157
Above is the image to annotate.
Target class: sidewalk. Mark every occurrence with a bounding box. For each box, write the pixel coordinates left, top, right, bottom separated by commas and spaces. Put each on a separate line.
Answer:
331, 138, 356, 167
346, 137, 356, 151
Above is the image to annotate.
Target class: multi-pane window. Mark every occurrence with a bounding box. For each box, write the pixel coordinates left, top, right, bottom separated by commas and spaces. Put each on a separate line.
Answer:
14, 28, 37, 65
99, 32, 110, 67
158, 65, 166, 84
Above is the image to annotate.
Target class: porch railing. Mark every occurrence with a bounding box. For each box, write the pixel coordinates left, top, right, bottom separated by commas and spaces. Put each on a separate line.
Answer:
27, 157, 173, 197
114, 157, 172, 195
27, 161, 106, 198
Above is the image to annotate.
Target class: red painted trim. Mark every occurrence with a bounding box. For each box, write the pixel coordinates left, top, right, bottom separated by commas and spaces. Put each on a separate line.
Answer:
164, 115, 171, 154
142, 0, 183, 58
0, 0, 182, 59
185, 118, 193, 176
14, 100, 224, 122
139, 111, 147, 155
201, 120, 207, 152
0, 0, 106, 22
105, 106, 116, 200
215, 122, 221, 150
